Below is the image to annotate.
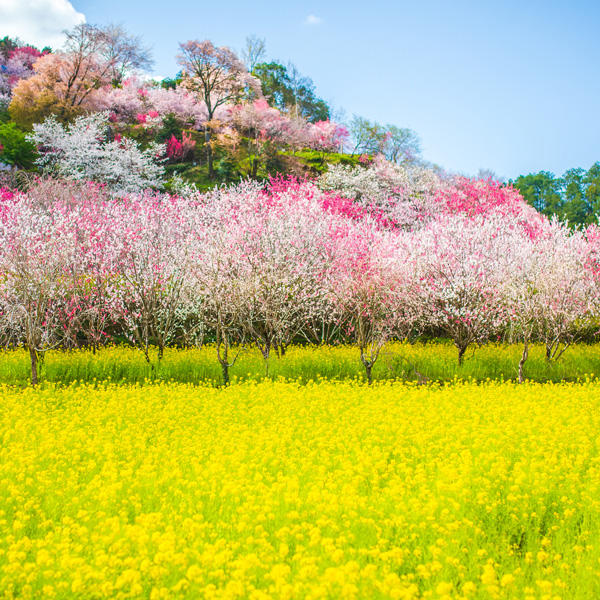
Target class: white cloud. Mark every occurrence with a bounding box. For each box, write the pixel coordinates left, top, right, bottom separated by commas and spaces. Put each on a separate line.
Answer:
304, 14, 322, 26
0, 0, 85, 50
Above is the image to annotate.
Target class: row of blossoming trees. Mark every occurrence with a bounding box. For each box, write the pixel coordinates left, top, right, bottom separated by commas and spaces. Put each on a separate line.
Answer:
1, 157, 599, 385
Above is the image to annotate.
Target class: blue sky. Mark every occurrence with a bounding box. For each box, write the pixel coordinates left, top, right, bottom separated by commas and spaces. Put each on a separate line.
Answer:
5, 0, 600, 179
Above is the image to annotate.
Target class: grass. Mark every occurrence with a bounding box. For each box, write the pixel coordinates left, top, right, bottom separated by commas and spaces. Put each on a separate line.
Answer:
1, 340, 600, 387
0, 379, 598, 598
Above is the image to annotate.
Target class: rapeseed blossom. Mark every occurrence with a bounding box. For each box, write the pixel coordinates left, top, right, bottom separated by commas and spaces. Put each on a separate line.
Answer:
0, 380, 598, 598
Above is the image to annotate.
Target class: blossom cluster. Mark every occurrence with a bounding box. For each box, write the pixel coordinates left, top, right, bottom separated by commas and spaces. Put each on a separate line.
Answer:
28, 113, 166, 195
0, 44, 44, 96
95, 83, 348, 154
96, 77, 210, 129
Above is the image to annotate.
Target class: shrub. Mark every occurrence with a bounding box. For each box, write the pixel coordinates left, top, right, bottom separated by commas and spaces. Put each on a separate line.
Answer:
0, 121, 37, 169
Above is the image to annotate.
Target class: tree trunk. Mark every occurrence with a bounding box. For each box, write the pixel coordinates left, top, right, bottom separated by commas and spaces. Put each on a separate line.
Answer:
221, 362, 230, 386
364, 362, 373, 385
205, 127, 214, 179
257, 340, 271, 377
518, 339, 529, 384
143, 343, 151, 364
29, 346, 38, 386
457, 344, 467, 366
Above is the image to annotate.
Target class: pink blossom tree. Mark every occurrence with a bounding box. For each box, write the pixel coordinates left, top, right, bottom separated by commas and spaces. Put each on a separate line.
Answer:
9, 23, 152, 127
411, 212, 526, 365
0, 189, 86, 384
177, 40, 262, 177
504, 220, 598, 381
95, 77, 210, 129
0, 45, 44, 97
307, 119, 349, 153
329, 216, 416, 384
236, 181, 339, 371
20, 179, 119, 353
319, 156, 442, 230
186, 201, 249, 385
107, 194, 195, 363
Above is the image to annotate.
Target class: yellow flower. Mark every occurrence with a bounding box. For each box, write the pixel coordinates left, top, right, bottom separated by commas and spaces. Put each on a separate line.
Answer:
435, 581, 453, 595
481, 563, 497, 586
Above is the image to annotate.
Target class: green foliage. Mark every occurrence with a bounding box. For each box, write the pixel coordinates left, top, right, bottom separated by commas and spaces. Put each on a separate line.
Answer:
0, 121, 37, 169
511, 163, 600, 226
160, 73, 183, 90
154, 113, 183, 144
512, 171, 563, 215
252, 61, 330, 123
165, 151, 241, 191
1, 341, 600, 386
0, 36, 19, 58
294, 149, 362, 174
563, 168, 588, 225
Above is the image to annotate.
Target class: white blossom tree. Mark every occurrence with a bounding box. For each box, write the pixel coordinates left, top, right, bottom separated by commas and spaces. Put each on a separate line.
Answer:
28, 112, 165, 195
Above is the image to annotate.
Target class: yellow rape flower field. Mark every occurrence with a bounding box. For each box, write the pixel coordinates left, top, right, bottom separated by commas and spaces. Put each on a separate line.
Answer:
0, 380, 599, 599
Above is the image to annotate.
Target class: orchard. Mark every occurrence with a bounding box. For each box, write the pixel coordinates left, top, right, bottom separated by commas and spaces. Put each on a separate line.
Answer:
0, 168, 597, 385
1, 13, 600, 600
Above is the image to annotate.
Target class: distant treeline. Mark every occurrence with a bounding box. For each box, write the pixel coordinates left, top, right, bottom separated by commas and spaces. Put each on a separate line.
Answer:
511, 163, 600, 227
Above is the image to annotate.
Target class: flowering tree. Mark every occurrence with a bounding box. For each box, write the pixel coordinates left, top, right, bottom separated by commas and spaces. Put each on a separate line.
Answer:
348, 116, 421, 163
411, 213, 522, 365
236, 182, 338, 370
307, 120, 349, 153
19, 180, 119, 352
584, 224, 600, 310
319, 156, 442, 229
97, 23, 153, 84
9, 50, 109, 127
225, 102, 349, 177
225, 100, 302, 176
535, 223, 597, 361
177, 40, 262, 177
166, 132, 196, 162
439, 176, 543, 228
29, 112, 165, 195
329, 218, 413, 384
503, 220, 597, 381
95, 77, 209, 129
8, 54, 73, 127
2, 162, 598, 387
108, 194, 194, 363
0, 44, 44, 97
9, 23, 152, 127
501, 235, 544, 382
186, 200, 249, 385
0, 190, 84, 384
0, 93, 9, 113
